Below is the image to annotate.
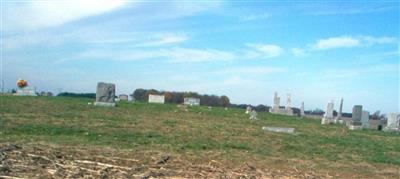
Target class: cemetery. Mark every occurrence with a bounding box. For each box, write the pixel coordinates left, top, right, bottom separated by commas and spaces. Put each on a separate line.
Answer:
0, 82, 399, 178
2, 1, 398, 178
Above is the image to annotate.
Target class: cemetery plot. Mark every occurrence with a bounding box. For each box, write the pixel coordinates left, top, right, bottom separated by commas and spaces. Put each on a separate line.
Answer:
0, 96, 399, 178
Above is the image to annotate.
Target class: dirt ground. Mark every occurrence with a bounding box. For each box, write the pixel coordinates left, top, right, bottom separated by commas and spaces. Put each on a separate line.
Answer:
0, 143, 330, 179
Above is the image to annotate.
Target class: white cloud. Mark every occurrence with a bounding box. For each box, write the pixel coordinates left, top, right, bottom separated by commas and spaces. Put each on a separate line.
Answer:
162, 47, 234, 63
246, 43, 283, 58
310, 35, 397, 51
215, 66, 286, 75
3, 0, 127, 31
134, 34, 188, 47
291, 48, 308, 57
312, 36, 360, 50
59, 47, 234, 63
361, 36, 398, 45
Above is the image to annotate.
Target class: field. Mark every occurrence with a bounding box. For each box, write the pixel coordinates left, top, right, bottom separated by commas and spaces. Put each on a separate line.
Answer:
0, 96, 399, 178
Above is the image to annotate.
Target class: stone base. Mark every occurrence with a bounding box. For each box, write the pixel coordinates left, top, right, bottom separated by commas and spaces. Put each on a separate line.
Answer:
321, 117, 335, 125
94, 102, 116, 107
15, 87, 37, 96
348, 125, 363, 130
384, 127, 400, 132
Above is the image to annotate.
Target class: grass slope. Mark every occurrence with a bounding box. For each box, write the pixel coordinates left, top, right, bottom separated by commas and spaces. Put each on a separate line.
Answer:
1, 96, 399, 177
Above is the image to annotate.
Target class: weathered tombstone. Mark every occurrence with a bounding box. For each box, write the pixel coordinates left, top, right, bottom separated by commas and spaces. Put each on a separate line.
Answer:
148, 94, 165, 104
285, 94, 293, 115
348, 105, 363, 130
335, 98, 344, 123
321, 100, 334, 124
262, 127, 295, 134
245, 106, 252, 114
184, 97, 200, 106
119, 94, 129, 101
249, 110, 258, 120
385, 113, 400, 132
270, 92, 280, 113
300, 102, 305, 117
361, 111, 370, 129
94, 82, 116, 107
15, 79, 37, 96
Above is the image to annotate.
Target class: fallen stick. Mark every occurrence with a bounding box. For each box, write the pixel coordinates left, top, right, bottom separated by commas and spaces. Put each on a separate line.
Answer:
74, 160, 131, 170
0, 175, 26, 179
27, 153, 51, 161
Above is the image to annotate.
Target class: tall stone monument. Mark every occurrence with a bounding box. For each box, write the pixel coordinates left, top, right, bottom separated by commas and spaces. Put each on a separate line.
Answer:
300, 102, 305, 117
385, 113, 400, 132
321, 100, 335, 124
285, 94, 293, 115
94, 82, 116, 107
334, 98, 343, 123
348, 105, 363, 130
361, 110, 370, 129
270, 92, 280, 113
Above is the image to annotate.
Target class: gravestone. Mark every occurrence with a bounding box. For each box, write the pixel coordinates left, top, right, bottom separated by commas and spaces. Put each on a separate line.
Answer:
285, 94, 293, 115
270, 92, 280, 113
348, 105, 363, 130
300, 102, 305, 117
385, 113, 400, 132
15, 79, 37, 96
184, 97, 200, 106
119, 94, 129, 101
361, 111, 370, 129
321, 100, 334, 124
148, 94, 165, 104
16, 87, 37, 96
245, 106, 252, 114
94, 82, 116, 107
249, 110, 257, 120
262, 127, 295, 134
335, 98, 343, 123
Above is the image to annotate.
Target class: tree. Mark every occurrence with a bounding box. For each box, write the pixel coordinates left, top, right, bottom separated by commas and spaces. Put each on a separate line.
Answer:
132, 88, 147, 101
220, 95, 230, 107
164, 92, 173, 103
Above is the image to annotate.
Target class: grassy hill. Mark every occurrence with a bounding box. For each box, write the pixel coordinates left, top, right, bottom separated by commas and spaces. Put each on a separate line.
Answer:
0, 96, 399, 178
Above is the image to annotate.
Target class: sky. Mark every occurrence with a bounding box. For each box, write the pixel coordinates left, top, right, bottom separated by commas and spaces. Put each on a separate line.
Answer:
1, 1, 399, 113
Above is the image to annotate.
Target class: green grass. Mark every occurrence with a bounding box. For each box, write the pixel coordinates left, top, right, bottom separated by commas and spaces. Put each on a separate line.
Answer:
0, 95, 399, 176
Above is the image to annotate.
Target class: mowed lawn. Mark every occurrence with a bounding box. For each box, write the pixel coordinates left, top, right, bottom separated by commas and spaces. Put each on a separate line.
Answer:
1, 96, 399, 177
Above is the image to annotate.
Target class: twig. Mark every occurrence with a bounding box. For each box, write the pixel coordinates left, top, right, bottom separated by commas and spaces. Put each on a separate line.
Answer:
74, 160, 131, 170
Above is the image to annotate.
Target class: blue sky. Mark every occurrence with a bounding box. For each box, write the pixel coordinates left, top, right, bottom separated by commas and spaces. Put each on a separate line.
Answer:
1, 1, 399, 113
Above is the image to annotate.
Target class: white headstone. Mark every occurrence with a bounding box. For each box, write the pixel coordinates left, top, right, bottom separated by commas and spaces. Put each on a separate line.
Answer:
148, 94, 165, 104
119, 94, 129, 101
184, 97, 200, 106
270, 92, 280, 113
285, 94, 293, 115
262, 127, 295, 134
16, 87, 37, 96
321, 100, 334, 124
335, 98, 343, 123
245, 106, 252, 114
385, 113, 400, 131
249, 110, 257, 120
300, 102, 305, 116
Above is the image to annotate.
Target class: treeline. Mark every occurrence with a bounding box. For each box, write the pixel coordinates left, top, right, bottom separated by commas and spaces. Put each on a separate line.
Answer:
230, 104, 270, 112
132, 88, 230, 107
57, 92, 96, 99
